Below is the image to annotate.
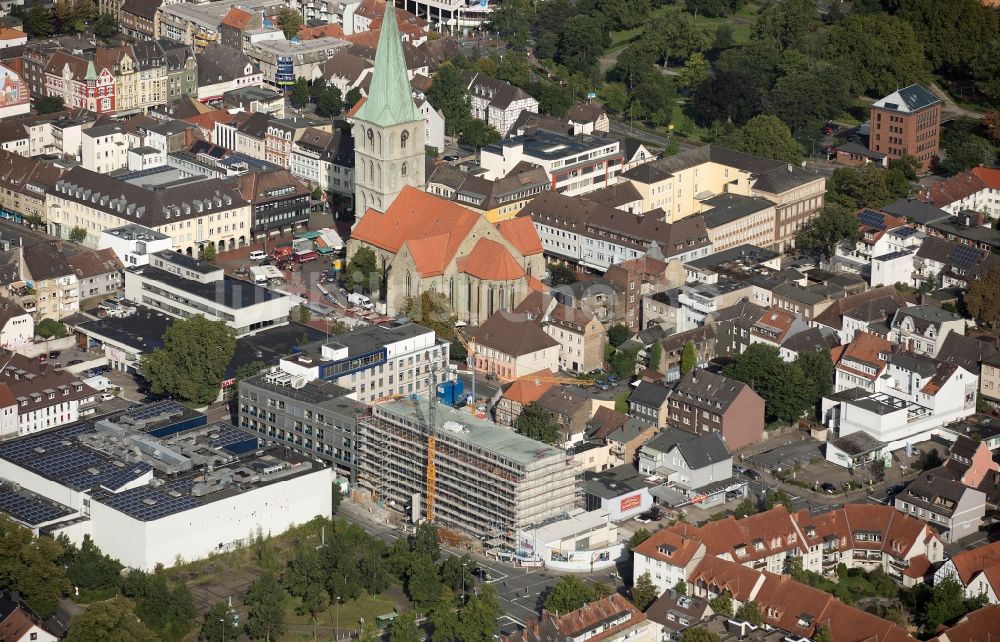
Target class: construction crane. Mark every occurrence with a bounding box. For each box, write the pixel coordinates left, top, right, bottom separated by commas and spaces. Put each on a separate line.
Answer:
411, 365, 438, 523
499, 372, 595, 386
453, 327, 477, 415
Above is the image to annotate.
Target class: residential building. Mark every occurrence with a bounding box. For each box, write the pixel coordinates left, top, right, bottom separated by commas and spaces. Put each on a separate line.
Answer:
711, 299, 766, 357
656, 325, 716, 380
981, 353, 1000, 407
67, 248, 124, 301
747, 306, 809, 352
0, 63, 29, 119
823, 352, 978, 456
895, 470, 986, 542
567, 103, 610, 135
81, 123, 143, 174
588, 409, 656, 468
869, 85, 941, 171
834, 332, 893, 393
120, 0, 163, 41
934, 541, 1000, 604
629, 380, 670, 427
289, 127, 355, 210
0, 350, 96, 438
638, 428, 733, 496
18, 241, 78, 321
263, 323, 446, 404
518, 190, 711, 272
812, 285, 906, 344
926, 211, 1000, 253
645, 590, 711, 642
916, 171, 991, 216
0, 593, 57, 642
503, 594, 657, 642
427, 161, 549, 224
227, 168, 311, 239
0, 299, 31, 351
196, 43, 263, 102
0, 150, 62, 225
347, 188, 545, 323
535, 386, 592, 446
461, 70, 539, 135
495, 369, 555, 427
123, 250, 295, 336
930, 605, 1000, 642
98, 224, 173, 268
884, 197, 950, 229
468, 313, 559, 380
48, 166, 252, 256
663, 369, 764, 450
352, 5, 424, 216
914, 236, 1000, 290
605, 254, 675, 333
514, 292, 606, 374
222, 87, 284, 118
312, 50, 372, 96
890, 305, 965, 357
481, 130, 623, 197
415, 96, 445, 152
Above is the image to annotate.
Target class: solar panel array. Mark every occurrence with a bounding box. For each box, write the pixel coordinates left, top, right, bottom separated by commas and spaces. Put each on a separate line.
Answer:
208, 425, 259, 456
124, 400, 187, 423
96, 479, 202, 522
893, 226, 918, 238
948, 244, 982, 269
857, 209, 887, 230
0, 487, 74, 526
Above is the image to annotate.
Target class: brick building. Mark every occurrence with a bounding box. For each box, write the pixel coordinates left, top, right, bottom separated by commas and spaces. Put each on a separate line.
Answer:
869, 85, 942, 171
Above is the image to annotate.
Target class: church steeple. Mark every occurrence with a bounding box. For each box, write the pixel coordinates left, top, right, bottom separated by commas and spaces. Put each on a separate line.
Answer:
352, 1, 426, 221
354, 3, 421, 126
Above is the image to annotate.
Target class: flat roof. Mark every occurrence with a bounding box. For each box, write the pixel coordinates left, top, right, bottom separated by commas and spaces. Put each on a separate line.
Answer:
103, 223, 169, 241
701, 193, 774, 228
128, 264, 284, 309
485, 130, 616, 161
75, 307, 173, 352
291, 323, 433, 363
581, 465, 648, 499
373, 398, 566, 468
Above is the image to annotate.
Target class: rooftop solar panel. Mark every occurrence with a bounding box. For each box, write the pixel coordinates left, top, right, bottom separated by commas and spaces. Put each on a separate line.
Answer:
0, 488, 74, 526
949, 244, 982, 269
893, 226, 918, 238
857, 209, 887, 230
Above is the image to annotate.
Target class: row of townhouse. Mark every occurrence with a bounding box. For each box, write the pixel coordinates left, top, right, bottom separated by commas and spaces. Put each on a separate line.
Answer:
21, 40, 197, 117
634, 503, 944, 596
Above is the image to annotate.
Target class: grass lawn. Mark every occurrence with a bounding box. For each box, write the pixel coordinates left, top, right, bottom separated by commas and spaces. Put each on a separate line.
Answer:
280, 590, 406, 641
614, 391, 630, 413
607, 1, 760, 53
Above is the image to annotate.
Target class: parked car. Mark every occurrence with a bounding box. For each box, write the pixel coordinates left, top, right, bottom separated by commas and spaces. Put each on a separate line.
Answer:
887, 483, 906, 496
48, 350, 60, 359
821, 482, 837, 494
443, 155, 459, 162
634, 515, 652, 524
99, 393, 115, 402
37, 354, 46, 363
249, 250, 267, 261
726, 490, 744, 501
742, 468, 761, 481
66, 359, 84, 366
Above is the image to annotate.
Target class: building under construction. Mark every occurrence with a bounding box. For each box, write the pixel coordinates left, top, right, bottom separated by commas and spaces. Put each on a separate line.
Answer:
358, 398, 579, 545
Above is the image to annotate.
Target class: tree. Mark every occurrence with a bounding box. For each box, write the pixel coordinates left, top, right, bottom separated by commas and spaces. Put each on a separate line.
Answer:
630, 572, 658, 610
66, 535, 123, 592
390, 612, 422, 642
725, 344, 811, 423
718, 114, 804, 163
797, 203, 863, 260
599, 83, 630, 115
439, 555, 474, 596
751, 0, 817, 52
610, 347, 639, 379
548, 263, 578, 287
94, 13, 117, 39
428, 63, 471, 136
766, 488, 793, 511
925, 578, 967, 629
649, 341, 663, 373
244, 569, 286, 641
402, 291, 455, 338
796, 349, 835, 408
709, 591, 733, 616
766, 58, 852, 135
966, 268, 1000, 328
608, 324, 631, 348
680, 340, 697, 375
734, 497, 756, 518
430, 603, 460, 642
276, 6, 303, 39
36, 318, 68, 338
693, 70, 760, 127
199, 243, 217, 261
896, 0, 999, 76
345, 87, 363, 109
346, 246, 378, 294
316, 86, 344, 117
674, 579, 687, 596
678, 52, 711, 90
940, 132, 997, 174
36, 95, 65, 114
679, 627, 721, 642
826, 164, 910, 211
310, 77, 327, 103
461, 119, 501, 148
640, 6, 713, 67
825, 14, 929, 96
200, 602, 238, 642
598, 0, 651, 31
535, 81, 574, 118
413, 522, 441, 561
67, 226, 88, 244
545, 576, 595, 614
495, 52, 532, 89
888, 155, 921, 181
65, 597, 159, 642
629, 528, 652, 551
23, 4, 54, 37
458, 585, 501, 642
515, 402, 561, 444
488, 0, 534, 49
142, 315, 237, 405
556, 14, 608, 75
290, 77, 310, 109
736, 600, 762, 625
406, 555, 443, 612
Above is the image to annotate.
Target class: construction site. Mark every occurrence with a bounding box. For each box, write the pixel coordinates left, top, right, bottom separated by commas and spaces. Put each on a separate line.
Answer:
357, 396, 580, 549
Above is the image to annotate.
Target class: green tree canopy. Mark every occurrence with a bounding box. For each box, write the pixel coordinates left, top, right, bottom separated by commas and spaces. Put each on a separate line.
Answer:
200, 602, 238, 642
406, 555, 444, 612
515, 402, 561, 444
23, 5, 54, 37
796, 203, 862, 260
724, 343, 810, 423
825, 13, 929, 97
458, 584, 501, 642
244, 569, 286, 641
488, 0, 534, 49
548, 263, 578, 287
631, 572, 658, 610
428, 63, 471, 136
896, 0, 999, 76
717, 114, 803, 163
94, 13, 118, 39
290, 77, 310, 109
36, 318, 68, 338
346, 246, 379, 294
316, 85, 344, 117
680, 627, 721, 642
709, 591, 733, 616
678, 52, 711, 90
65, 597, 159, 642
36, 95, 66, 114
544, 576, 595, 614
966, 267, 1000, 328
940, 130, 997, 174
736, 600, 763, 625
390, 612, 422, 642
142, 315, 237, 405
680, 340, 697, 375
693, 70, 761, 127
629, 528, 652, 551
0, 517, 70, 620
461, 119, 502, 148
65, 535, 123, 592
608, 324, 631, 348
402, 291, 455, 339
276, 6, 303, 39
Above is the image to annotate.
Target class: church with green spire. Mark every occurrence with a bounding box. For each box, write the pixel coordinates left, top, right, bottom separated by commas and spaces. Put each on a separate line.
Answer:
353, 2, 426, 220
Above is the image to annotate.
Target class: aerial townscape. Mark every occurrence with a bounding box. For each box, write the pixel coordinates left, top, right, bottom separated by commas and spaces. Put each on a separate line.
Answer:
0, 0, 1000, 641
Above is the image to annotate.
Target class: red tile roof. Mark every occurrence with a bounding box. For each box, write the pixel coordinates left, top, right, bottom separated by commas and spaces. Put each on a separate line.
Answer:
456, 238, 526, 281
929, 605, 1000, 642
221, 7, 254, 29
971, 166, 1000, 190
917, 172, 989, 208
836, 331, 892, 382
498, 217, 543, 256
632, 529, 704, 569
298, 24, 345, 40
947, 540, 1000, 585
688, 556, 762, 602
502, 369, 556, 405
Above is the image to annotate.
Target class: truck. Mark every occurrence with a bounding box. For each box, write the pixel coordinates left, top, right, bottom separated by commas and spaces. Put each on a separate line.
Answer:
294, 249, 318, 263
271, 245, 294, 262
347, 292, 374, 309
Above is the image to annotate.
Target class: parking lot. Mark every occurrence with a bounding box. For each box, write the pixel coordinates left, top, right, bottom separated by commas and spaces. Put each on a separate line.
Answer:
743, 439, 825, 472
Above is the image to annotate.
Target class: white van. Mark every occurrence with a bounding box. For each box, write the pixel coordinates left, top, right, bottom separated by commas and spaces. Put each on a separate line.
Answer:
249, 250, 267, 261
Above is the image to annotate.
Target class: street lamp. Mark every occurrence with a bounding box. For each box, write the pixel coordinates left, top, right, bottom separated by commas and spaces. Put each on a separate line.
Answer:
220, 617, 226, 642
335, 596, 340, 641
